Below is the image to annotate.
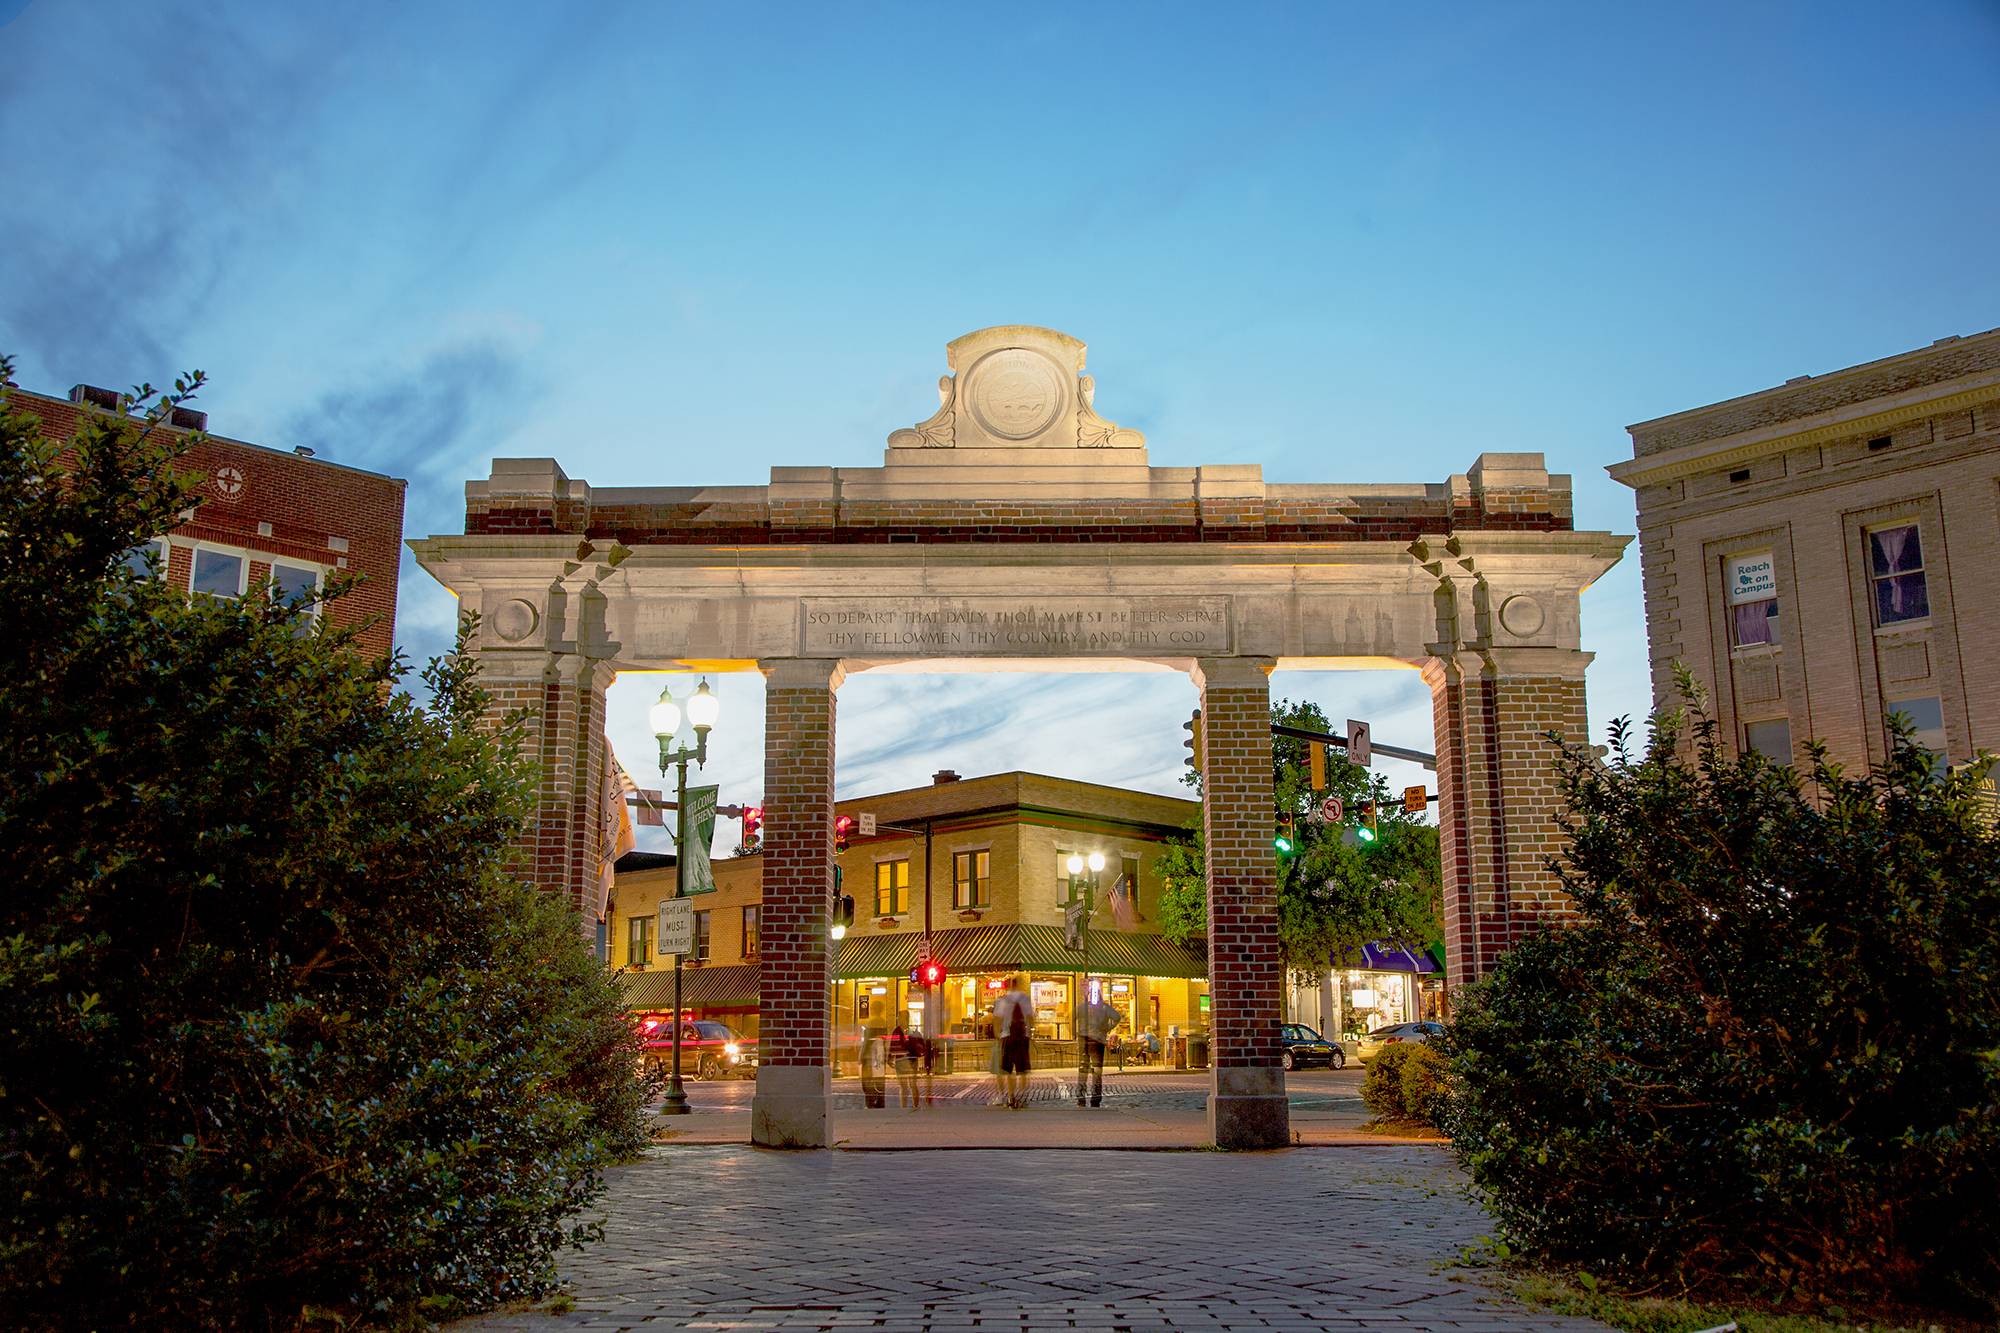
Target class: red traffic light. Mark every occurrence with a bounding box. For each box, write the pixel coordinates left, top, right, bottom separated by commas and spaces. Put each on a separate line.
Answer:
742, 805, 763, 840
833, 814, 855, 850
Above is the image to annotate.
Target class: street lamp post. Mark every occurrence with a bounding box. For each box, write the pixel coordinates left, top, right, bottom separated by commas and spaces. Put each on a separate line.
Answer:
651, 678, 721, 1117
1066, 850, 1105, 1105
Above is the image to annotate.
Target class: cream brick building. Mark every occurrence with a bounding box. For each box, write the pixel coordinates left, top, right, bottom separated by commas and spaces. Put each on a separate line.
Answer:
1611, 328, 2000, 773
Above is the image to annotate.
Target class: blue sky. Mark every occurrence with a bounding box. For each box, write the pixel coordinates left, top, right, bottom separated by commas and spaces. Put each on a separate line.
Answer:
4, 2, 1996, 848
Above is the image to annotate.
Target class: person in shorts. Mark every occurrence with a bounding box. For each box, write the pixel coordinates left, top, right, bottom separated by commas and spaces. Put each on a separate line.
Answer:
992, 974, 1035, 1108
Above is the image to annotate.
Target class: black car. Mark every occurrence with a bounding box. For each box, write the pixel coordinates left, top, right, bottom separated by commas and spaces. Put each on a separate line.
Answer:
1279, 1023, 1345, 1070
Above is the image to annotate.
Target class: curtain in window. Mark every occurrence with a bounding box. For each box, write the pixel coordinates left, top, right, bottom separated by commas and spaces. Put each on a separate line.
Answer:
1870, 526, 1927, 623
1732, 599, 1776, 646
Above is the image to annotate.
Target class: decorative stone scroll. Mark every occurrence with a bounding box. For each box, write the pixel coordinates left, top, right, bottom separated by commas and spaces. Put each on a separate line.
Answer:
800, 596, 1230, 656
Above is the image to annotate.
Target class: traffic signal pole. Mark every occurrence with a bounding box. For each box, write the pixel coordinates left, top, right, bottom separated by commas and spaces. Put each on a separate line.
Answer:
1270, 722, 1437, 770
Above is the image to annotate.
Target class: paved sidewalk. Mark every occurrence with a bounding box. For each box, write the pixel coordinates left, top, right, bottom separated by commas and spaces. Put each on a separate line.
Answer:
455, 1146, 1613, 1332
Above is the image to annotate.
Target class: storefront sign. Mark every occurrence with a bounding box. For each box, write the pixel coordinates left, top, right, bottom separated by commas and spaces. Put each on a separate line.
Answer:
1031, 980, 1066, 1012
1728, 552, 1776, 605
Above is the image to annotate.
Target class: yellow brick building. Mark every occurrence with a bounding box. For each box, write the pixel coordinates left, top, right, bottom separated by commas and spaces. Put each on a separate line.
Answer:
608, 770, 1212, 1067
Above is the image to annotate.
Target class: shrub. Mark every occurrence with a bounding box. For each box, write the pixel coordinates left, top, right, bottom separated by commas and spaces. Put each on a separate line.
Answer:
0, 364, 653, 1329
1447, 679, 2000, 1314
1398, 1044, 1450, 1126
1361, 1043, 1418, 1120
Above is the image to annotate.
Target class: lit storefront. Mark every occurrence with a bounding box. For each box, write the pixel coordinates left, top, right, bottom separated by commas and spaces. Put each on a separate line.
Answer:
1287, 942, 1446, 1043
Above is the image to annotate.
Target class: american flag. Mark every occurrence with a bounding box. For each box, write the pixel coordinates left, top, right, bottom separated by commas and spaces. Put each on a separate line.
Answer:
1107, 873, 1137, 931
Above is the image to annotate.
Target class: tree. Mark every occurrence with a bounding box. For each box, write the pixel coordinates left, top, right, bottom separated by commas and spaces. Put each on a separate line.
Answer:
1446, 676, 2000, 1313
1155, 699, 1440, 978
0, 360, 652, 1329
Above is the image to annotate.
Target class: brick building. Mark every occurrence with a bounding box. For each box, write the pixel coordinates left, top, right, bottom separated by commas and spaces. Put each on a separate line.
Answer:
1611, 329, 2000, 773
609, 770, 1213, 1071
11, 382, 406, 659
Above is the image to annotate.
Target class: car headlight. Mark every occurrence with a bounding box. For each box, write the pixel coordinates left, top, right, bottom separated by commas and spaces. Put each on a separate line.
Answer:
724, 1042, 739, 1057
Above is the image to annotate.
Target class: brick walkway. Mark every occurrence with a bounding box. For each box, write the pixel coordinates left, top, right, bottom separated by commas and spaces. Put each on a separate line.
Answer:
456, 1146, 1612, 1332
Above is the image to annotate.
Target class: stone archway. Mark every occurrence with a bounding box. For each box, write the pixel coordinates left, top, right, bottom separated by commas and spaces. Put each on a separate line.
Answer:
410, 325, 1627, 1149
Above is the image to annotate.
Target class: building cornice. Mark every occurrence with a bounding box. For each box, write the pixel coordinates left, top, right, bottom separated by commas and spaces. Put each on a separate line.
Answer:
1608, 373, 2000, 490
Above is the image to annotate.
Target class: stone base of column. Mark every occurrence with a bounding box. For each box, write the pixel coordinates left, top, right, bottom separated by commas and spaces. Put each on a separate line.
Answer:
751, 1066, 831, 1149
1208, 1066, 1290, 1149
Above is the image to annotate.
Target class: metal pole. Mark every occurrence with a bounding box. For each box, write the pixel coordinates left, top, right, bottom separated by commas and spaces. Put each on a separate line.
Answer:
660, 751, 691, 1116
1076, 870, 1092, 1105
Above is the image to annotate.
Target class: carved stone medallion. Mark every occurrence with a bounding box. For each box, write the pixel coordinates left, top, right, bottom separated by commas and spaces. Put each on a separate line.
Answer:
963, 348, 1066, 441
491, 598, 540, 643
1497, 593, 1546, 638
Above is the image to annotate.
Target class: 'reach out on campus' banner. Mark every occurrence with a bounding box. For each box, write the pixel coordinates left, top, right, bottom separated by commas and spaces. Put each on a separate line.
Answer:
680, 785, 719, 895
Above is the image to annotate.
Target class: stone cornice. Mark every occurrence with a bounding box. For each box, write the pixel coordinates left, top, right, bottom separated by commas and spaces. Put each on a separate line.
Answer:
1608, 373, 2000, 490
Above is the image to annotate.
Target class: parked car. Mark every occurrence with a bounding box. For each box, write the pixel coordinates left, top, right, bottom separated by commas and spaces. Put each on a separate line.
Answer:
1355, 1020, 1444, 1062
637, 1017, 758, 1080
1279, 1023, 1345, 1070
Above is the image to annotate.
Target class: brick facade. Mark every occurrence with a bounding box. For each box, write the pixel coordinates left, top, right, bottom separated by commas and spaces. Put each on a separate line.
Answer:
1193, 656, 1289, 1149
751, 658, 841, 1148
13, 386, 406, 662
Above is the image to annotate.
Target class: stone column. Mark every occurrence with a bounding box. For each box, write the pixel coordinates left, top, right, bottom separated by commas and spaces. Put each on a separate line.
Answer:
1193, 655, 1289, 1149
751, 657, 842, 1149
1423, 647, 1591, 989
479, 649, 612, 915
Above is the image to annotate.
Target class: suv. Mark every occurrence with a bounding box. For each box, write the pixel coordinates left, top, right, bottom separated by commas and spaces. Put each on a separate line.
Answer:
637, 1017, 758, 1080
1356, 1020, 1444, 1062
1278, 1023, 1345, 1070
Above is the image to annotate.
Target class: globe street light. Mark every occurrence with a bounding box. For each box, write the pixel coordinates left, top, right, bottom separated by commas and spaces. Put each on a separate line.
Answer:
653, 678, 721, 1116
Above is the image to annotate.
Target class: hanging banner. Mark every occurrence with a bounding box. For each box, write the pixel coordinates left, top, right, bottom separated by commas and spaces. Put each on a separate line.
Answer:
680, 784, 719, 895
1728, 552, 1776, 605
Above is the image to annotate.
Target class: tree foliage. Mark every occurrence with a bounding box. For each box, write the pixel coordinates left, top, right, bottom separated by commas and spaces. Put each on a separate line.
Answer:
1155, 698, 1440, 976
0, 360, 653, 1330
1446, 677, 2000, 1313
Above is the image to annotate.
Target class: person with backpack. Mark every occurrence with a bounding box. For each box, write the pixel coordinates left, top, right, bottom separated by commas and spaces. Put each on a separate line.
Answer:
992, 974, 1035, 1109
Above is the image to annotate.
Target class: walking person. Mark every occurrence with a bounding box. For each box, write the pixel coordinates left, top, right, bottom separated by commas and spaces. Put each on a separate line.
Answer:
993, 974, 1035, 1109
1078, 989, 1123, 1107
860, 1021, 889, 1110
891, 1024, 919, 1110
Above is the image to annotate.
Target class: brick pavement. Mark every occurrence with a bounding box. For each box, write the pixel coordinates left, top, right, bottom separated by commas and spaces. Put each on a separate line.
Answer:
454, 1146, 1613, 1332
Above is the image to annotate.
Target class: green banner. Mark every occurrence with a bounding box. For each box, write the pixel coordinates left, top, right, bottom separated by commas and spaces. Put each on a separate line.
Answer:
680, 784, 718, 895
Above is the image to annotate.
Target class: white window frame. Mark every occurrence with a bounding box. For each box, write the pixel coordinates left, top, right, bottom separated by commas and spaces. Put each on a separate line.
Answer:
266, 557, 327, 628
186, 540, 251, 599
120, 536, 169, 580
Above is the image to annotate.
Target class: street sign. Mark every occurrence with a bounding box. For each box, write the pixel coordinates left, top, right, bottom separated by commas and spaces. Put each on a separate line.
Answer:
1346, 719, 1372, 767
1321, 794, 1345, 824
634, 789, 665, 827
1403, 785, 1429, 815
859, 812, 877, 837
658, 898, 694, 956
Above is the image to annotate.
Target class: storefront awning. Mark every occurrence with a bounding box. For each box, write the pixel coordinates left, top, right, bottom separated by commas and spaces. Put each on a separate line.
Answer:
1331, 941, 1441, 974
620, 962, 760, 1010
834, 924, 1209, 981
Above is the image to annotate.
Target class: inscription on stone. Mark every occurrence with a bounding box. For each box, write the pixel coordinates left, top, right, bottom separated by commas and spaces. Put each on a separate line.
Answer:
800, 597, 1232, 656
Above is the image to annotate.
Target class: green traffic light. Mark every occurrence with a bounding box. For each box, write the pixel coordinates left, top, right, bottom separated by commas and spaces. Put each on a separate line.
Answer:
1274, 835, 1294, 854
1356, 825, 1376, 843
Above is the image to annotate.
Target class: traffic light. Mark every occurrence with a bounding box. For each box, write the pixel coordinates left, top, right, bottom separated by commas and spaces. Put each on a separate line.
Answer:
915, 959, 946, 988
1309, 741, 1327, 791
833, 814, 855, 851
1354, 799, 1379, 843
742, 805, 763, 844
1183, 709, 1205, 774
1274, 809, 1296, 856
830, 868, 855, 941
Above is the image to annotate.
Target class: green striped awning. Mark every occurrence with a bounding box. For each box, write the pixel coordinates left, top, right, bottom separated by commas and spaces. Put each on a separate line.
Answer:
619, 963, 760, 1010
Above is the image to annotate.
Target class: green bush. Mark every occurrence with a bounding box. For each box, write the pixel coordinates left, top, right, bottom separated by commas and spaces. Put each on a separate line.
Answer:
0, 364, 654, 1329
1361, 1043, 1417, 1120
1398, 1044, 1450, 1126
1446, 680, 2000, 1314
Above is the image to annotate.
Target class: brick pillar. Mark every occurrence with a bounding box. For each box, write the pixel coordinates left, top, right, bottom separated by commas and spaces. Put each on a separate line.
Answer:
751, 657, 842, 1149
480, 651, 611, 914
1193, 655, 1289, 1149
1424, 648, 1591, 989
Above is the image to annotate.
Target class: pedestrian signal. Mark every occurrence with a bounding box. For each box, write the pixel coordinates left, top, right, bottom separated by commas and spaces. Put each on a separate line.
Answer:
830, 890, 855, 941
915, 959, 946, 987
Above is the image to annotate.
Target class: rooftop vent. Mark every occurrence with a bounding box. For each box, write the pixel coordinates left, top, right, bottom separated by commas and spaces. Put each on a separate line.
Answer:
932, 769, 960, 784
68, 383, 126, 411
1784, 375, 1812, 385
167, 405, 207, 431
293, 446, 316, 458
1933, 335, 1962, 346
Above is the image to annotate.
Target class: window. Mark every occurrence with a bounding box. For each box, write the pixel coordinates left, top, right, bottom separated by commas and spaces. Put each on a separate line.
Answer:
874, 859, 910, 916
741, 905, 760, 958
627, 915, 654, 968
692, 910, 711, 962
1869, 524, 1929, 626
190, 547, 246, 598
1743, 718, 1792, 765
1886, 696, 1947, 772
952, 850, 990, 909
1726, 551, 1779, 648
269, 560, 321, 635
120, 538, 166, 579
